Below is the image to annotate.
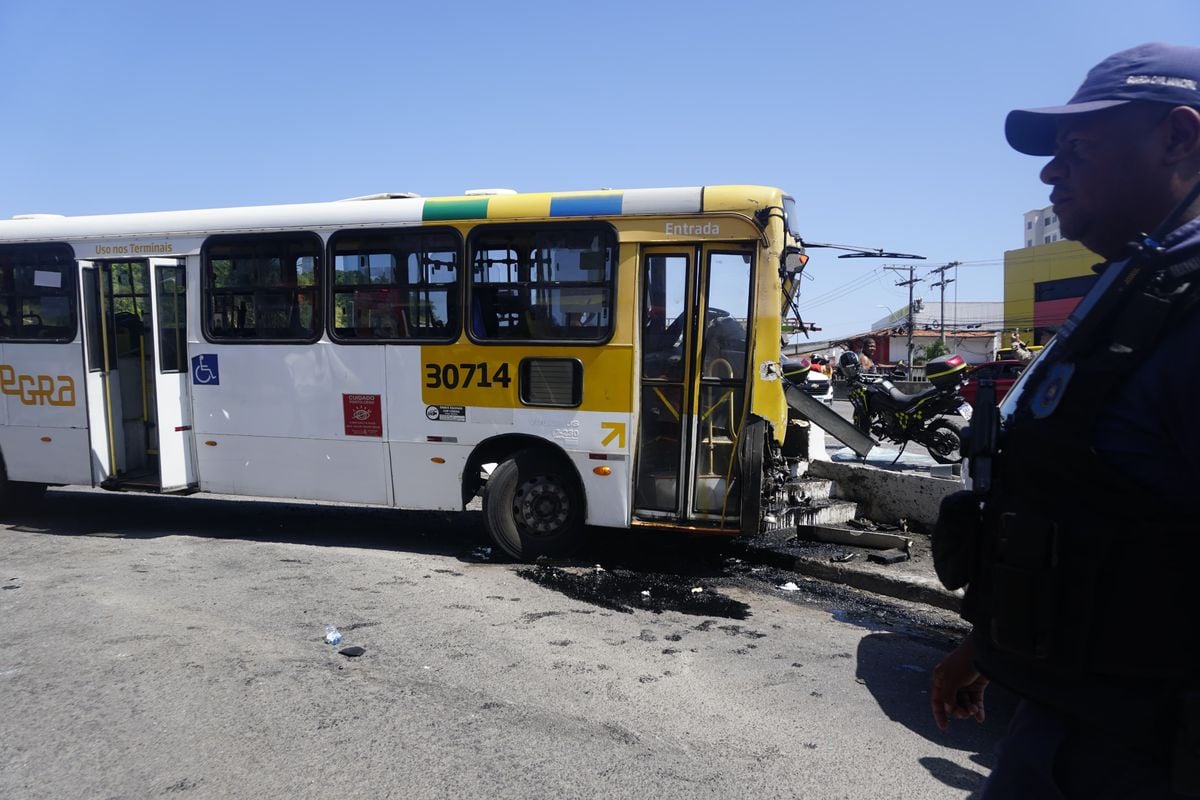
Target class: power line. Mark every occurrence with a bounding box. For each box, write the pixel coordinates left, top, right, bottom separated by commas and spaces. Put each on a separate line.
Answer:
928, 261, 959, 346
794, 269, 884, 311
884, 265, 923, 378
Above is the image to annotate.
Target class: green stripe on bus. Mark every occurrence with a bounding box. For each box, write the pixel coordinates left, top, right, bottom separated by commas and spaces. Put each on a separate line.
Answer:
422, 198, 489, 221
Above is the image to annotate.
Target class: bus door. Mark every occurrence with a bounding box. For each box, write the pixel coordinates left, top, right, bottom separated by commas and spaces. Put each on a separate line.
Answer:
634, 245, 754, 525
81, 261, 116, 481
81, 258, 195, 491
147, 257, 195, 491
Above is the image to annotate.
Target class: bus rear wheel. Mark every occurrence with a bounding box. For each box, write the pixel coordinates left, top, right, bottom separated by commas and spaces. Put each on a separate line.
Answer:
483, 450, 585, 561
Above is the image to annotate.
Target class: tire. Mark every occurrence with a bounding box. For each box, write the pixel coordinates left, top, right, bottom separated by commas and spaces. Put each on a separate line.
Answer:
738, 418, 766, 537
852, 409, 871, 435
922, 419, 965, 464
482, 449, 586, 561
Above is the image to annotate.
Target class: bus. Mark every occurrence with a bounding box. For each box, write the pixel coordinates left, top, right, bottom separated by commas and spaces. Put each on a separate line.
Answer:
0, 185, 833, 559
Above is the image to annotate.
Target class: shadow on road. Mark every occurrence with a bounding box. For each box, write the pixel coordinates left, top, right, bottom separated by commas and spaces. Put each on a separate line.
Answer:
5, 489, 739, 578
856, 631, 1017, 798
6, 488, 486, 558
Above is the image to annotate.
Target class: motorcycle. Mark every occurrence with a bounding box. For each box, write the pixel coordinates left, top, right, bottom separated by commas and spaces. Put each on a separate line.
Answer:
837, 351, 972, 464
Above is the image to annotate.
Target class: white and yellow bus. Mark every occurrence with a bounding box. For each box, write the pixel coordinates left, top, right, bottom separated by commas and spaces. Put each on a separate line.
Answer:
0, 185, 854, 558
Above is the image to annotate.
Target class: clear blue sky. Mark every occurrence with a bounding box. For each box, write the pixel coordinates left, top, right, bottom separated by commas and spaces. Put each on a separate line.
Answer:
2, 1, 1196, 340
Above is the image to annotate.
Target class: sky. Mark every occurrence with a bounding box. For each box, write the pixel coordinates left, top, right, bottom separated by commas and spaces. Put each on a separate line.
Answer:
2, 0, 1197, 341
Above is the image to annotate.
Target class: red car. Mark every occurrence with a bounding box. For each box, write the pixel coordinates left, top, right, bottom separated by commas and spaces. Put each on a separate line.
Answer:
960, 360, 1027, 406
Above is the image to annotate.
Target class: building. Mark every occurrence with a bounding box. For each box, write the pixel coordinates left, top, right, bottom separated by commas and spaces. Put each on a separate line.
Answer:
790, 201, 1104, 369
1004, 237, 1099, 347
790, 300, 1004, 372
862, 301, 1004, 366
1023, 205, 1063, 248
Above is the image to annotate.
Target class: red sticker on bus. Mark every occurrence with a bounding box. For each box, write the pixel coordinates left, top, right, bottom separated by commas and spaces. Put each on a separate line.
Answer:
343, 394, 382, 437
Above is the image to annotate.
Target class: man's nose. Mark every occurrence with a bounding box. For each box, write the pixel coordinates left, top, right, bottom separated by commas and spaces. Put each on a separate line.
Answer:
1040, 154, 1066, 185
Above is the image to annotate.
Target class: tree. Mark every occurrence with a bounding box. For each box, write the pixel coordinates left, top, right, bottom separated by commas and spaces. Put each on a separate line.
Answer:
922, 339, 950, 362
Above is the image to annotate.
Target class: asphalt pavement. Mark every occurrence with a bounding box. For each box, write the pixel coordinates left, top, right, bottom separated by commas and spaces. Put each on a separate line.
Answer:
0, 488, 1007, 799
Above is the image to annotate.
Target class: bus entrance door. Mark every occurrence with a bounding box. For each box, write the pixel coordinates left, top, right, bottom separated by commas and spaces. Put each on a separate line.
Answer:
81, 259, 195, 492
81, 261, 119, 483
634, 246, 754, 527
146, 258, 196, 492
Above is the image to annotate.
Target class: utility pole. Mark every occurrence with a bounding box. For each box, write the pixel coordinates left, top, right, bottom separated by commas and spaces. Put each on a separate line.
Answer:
928, 261, 960, 347
885, 265, 923, 379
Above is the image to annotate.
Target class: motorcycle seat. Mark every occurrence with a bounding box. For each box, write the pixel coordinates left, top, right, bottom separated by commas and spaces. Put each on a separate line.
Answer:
877, 381, 943, 407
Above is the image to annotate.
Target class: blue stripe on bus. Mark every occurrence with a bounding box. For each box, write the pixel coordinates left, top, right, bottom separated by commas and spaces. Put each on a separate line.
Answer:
549, 195, 624, 217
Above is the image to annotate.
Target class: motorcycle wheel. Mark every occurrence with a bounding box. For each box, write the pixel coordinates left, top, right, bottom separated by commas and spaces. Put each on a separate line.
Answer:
922, 419, 964, 464
852, 410, 871, 435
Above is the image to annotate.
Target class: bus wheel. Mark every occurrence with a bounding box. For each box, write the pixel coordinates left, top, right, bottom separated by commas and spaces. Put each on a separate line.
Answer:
483, 450, 585, 561
738, 418, 766, 536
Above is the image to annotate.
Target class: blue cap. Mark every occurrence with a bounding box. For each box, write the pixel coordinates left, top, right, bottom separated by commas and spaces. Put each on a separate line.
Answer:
1005, 43, 1200, 156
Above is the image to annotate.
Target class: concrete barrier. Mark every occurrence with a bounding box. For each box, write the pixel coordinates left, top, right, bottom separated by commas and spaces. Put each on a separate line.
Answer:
807, 458, 961, 531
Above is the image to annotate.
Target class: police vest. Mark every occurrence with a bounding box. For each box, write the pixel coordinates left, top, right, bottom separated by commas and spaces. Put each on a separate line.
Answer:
964, 247, 1200, 692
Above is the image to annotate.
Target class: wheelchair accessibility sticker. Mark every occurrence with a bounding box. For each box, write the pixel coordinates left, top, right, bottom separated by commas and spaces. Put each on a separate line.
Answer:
191, 354, 220, 386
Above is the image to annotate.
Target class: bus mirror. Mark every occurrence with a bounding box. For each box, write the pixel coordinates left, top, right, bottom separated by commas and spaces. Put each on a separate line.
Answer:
782, 249, 808, 275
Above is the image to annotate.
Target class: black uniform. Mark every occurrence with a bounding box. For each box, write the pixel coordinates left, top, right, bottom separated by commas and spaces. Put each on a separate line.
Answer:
939, 216, 1200, 797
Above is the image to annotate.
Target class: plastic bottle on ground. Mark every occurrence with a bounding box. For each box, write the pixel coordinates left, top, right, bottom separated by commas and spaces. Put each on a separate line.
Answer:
324, 625, 342, 645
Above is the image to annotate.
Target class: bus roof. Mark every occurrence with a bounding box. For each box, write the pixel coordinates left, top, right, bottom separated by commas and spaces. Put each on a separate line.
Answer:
0, 185, 787, 245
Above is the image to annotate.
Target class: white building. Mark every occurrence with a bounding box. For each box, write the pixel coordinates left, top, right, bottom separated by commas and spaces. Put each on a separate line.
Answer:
790, 300, 1006, 369
869, 300, 1006, 336
1023, 205, 1061, 248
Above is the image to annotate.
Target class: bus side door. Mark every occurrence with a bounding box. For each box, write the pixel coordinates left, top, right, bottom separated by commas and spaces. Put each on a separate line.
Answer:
148, 258, 196, 491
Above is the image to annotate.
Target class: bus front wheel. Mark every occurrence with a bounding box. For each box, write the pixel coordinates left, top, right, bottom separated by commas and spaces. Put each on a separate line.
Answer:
483, 450, 585, 561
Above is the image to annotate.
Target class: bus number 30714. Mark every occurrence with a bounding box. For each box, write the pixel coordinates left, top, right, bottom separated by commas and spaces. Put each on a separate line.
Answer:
424, 362, 512, 390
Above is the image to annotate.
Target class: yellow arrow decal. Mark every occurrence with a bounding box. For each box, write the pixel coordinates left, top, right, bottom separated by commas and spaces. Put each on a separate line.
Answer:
600, 421, 626, 449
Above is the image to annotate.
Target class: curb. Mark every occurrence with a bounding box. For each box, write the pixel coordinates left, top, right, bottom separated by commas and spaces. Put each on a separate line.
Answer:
731, 539, 964, 613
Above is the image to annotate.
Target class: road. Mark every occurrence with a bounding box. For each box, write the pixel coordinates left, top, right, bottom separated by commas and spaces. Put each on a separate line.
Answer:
0, 489, 1008, 799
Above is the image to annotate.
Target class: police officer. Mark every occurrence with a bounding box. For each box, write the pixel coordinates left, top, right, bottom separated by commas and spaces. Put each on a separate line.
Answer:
930, 43, 1200, 797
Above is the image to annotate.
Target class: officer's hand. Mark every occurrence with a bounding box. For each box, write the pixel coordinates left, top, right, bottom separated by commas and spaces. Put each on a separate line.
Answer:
931, 637, 988, 731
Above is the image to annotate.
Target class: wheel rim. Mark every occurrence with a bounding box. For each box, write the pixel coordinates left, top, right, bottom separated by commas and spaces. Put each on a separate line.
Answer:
514, 475, 571, 536
927, 428, 959, 458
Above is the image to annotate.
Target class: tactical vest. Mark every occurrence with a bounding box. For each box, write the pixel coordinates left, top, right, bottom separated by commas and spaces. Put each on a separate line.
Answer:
963, 244, 1200, 696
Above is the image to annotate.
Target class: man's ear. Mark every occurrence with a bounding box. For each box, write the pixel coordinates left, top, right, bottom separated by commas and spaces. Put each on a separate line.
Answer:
1163, 106, 1200, 167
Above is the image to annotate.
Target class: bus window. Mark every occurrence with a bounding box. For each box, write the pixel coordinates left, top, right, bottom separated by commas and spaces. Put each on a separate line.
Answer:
0, 244, 76, 342
469, 224, 614, 342
203, 233, 322, 342
701, 252, 752, 380
156, 264, 186, 372
641, 253, 688, 382
329, 229, 459, 342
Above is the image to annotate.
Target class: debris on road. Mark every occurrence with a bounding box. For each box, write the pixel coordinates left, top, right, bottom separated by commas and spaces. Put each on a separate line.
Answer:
324, 625, 342, 645
799, 524, 912, 552
517, 565, 750, 619
831, 551, 856, 563
778, 582, 801, 592
338, 645, 366, 657
867, 548, 910, 565
467, 546, 493, 562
